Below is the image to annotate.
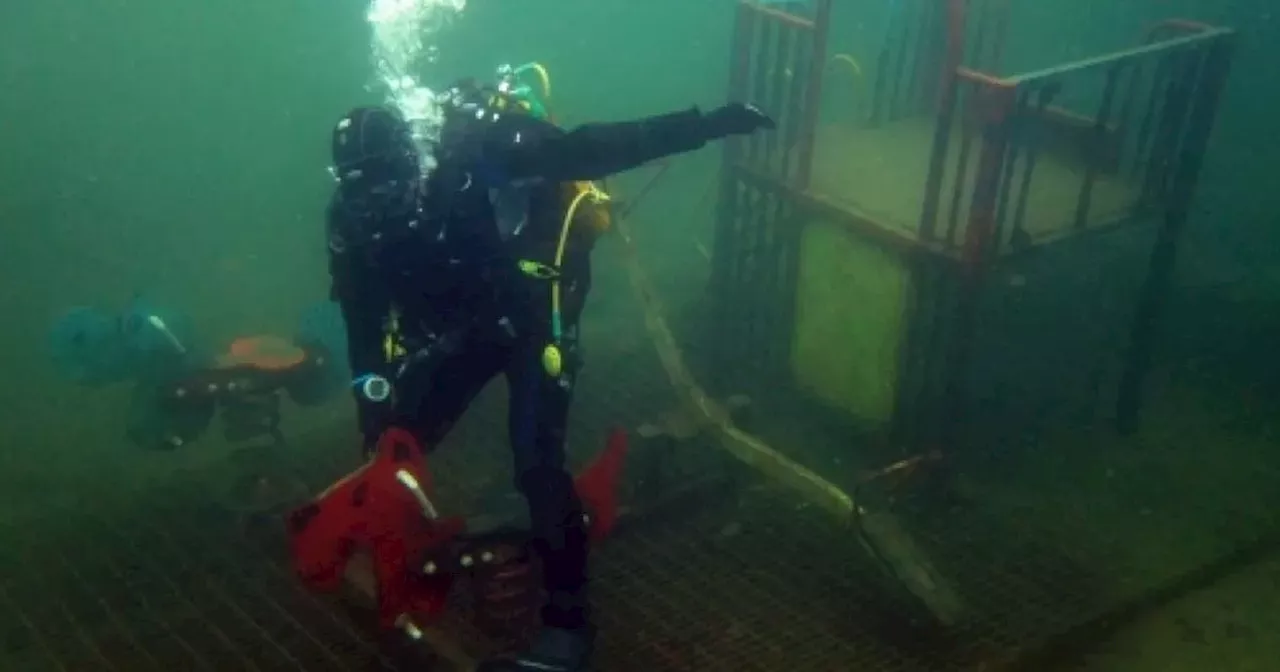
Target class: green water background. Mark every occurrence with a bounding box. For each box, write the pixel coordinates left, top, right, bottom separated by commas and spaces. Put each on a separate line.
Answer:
0, 0, 1274, 552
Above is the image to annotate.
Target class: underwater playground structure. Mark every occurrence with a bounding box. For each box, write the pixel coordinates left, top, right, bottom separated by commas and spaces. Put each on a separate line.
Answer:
6, 2, 1276, 671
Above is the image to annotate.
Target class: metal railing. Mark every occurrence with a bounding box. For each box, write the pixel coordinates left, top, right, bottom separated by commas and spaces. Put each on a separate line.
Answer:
921, 20, 1236, 264
868, 0, 1008, 126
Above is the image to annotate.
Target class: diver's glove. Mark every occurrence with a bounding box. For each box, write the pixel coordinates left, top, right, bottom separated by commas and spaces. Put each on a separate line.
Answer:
703, 102, 776, 140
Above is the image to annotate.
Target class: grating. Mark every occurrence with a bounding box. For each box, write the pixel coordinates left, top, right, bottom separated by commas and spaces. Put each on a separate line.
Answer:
4, 397, 1280, 672
5, 296, 1280, 672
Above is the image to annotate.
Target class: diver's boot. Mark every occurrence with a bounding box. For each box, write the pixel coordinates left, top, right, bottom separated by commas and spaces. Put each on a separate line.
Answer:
493, 469, 595, 670
477, 623, 595, 672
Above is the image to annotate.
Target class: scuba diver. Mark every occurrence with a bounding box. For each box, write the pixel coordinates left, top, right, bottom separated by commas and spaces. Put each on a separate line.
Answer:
325, 68, 774, 672
49, 297, 348, 450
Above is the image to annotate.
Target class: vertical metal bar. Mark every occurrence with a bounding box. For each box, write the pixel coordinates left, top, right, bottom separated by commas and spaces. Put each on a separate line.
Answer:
723, 2, 755, 168
745, 187, 769, 385
1009, 85, 1055, 249
1112, 59, 1144, 175
748, 16, 774, 167
733, 10, 773, 386
942, 92, 976, 248
968, 0, 990, 80
1141, 50, 1194, 207
923, 0, 950, 113
917, 0, 969, 240
1130, 54, 1171, 183
773, 197, 801, 384
1073, 64, 1124, 230
1157, 51, 1202, 188
991, 89, 1031, 253
894, 252, 941, 449
762, 23, 802, 379
711, 1, 757, 382
779, 23, 807, 184
986, 0, 1011, 73
870, 9, 894, 126
763, 19, 790, 175
887, 0, 916, 120
720, 183, 748, 389
757, 188, 780, 376
796, 0, 833, 190
960, 84, 1017, 267
1117, 36, 1235, 434
745, 13, 785, 381
905, 0, 934, 115
773, 19, 811, 388
943, 81, 1017, 447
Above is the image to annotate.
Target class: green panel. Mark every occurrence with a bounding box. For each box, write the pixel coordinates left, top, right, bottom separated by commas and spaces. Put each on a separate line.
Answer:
789, 220, 911, 425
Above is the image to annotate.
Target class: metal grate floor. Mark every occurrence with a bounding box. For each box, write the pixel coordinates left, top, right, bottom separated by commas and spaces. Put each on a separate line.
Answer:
4, 346, 1280, 671
0, 474, 965, 672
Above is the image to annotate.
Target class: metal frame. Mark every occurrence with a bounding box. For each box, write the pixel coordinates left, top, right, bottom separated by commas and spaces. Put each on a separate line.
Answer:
929, 20, 1236, 442
708, 0, 1237, 449
0, 8, 1247, 672
709, 2, 827, 395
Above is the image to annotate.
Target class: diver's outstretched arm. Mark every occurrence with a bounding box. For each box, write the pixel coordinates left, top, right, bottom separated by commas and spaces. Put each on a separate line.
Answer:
481, 103, 775, 184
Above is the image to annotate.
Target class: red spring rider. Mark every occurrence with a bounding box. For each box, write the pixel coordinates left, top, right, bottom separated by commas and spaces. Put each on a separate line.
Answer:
286, 425, 629, 649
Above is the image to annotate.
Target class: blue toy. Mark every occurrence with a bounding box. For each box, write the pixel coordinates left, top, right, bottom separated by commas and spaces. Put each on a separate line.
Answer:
49, 296, 194, 387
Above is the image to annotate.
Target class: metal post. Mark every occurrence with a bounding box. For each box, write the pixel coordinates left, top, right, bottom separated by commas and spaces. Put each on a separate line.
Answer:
918, 0, 971, 240
795, 0, 833, 190
941, 80, 1017, 448
710, 2, 757, 383
722, 2, 755, 169
1116, 36, 1236, 434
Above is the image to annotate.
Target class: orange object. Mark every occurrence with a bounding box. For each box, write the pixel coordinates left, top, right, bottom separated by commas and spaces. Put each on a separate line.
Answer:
216, 335, 307, 371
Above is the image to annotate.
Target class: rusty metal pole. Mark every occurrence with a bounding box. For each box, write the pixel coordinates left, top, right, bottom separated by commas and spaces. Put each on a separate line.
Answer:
918, 0, 970, 240
941, 80, 1017, 449
795, 0, 833, 190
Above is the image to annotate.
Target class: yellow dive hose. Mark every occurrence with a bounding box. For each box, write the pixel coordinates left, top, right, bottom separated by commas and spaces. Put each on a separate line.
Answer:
532, 182, 610, 377
513, 62, 552, 100
508, 59, 614, 377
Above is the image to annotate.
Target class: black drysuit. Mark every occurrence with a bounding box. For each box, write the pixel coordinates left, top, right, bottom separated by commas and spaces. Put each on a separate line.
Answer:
326, 106, 721, 632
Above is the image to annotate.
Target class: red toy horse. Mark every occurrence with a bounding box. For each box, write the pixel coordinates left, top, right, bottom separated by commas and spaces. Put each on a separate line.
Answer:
286, 427, 629, 639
